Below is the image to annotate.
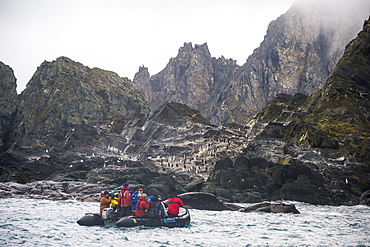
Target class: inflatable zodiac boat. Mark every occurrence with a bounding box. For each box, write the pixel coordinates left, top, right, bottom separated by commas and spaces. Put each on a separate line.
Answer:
77, 207, 190, 228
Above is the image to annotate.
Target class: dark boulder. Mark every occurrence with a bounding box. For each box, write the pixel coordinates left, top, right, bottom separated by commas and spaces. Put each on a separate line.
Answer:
279, 175, 320, 204
267, 164, 285, 186
184, 178, 205, 192
178, 192, 227, 211
284, 161, 312, 181
359, 190, 370, 206
249, 156, 271, 170
233, 154, 251, 171
213, 157, 233, 171
238, 202, 300, 214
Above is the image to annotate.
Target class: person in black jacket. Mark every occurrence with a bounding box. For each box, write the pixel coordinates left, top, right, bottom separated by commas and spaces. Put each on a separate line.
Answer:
145, 195, 167, 218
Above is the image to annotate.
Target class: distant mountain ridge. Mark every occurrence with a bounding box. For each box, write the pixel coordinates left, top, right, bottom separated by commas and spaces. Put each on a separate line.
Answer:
133, 0, 370, 125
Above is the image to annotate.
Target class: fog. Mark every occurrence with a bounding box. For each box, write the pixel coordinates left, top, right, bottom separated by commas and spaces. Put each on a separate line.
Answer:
290, 0, 370, 58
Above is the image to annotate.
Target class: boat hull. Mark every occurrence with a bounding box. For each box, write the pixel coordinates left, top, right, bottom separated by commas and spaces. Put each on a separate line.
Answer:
116, 214, 190, 228
77, 213, 105, 226
77, 208, 190, 228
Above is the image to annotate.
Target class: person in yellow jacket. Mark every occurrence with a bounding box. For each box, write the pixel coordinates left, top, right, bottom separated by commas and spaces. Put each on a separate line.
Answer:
110, 193, 119, 211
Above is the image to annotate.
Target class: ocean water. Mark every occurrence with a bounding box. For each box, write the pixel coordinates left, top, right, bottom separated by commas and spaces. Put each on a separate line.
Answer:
0, 198, 369, 247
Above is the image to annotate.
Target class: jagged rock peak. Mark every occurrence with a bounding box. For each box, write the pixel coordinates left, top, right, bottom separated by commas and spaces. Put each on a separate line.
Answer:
133, 41, 239, 124
176, 42, 211, 61
0, 61, 17, 91
137, 65, 149, 74
133, 65, 151, 108
180, 42, 193, 51
134, 41, 216, 114
17, 57, 150, 138
178, 42, 209, 52
55, 56, 74, 62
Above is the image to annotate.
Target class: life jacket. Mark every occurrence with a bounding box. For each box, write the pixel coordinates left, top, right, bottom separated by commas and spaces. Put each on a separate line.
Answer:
134, 196, 150, 217
118, 188, 132, 207
167, 197, 184, 214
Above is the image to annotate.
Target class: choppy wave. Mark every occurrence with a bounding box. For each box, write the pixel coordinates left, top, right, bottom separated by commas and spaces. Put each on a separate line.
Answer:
0, 199, 369, 246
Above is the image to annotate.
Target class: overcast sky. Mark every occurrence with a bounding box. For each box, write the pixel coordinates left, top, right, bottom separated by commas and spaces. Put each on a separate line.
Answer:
0, 0, 295, 93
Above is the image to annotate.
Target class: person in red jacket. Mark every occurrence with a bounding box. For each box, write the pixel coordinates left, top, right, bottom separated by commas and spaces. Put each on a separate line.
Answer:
167, 194, 184, 217
117, 183, 132, 217
134, 193, 150, 217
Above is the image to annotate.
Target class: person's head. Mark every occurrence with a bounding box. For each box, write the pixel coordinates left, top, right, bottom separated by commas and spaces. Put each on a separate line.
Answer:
101, 191, 109, 196
113, 193, 119, 199
151, 195, 158, 202
141, 193, 147, 199
123, 183, 129, 188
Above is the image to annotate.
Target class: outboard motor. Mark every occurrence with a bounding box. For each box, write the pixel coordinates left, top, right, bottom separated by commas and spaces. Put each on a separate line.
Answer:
101, 208, 115, 223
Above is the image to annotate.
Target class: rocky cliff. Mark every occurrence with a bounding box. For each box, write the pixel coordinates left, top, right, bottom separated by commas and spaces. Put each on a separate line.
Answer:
239, 16, 370, 204
287, 16, 370, 165
0, 62, 18, 150
134, 0, 370, 125
253, 16, 370, 166
221, 15, 370, 204
16, 56, 150, 139
0, 57, 151, 183
133, 43, 238, 118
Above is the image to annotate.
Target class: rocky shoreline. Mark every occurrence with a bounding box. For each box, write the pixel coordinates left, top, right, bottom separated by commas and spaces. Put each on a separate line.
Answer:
0, 181, 302, 214
1, 178, 369, 207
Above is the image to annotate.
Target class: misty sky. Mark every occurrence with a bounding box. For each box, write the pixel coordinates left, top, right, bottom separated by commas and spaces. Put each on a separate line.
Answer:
0, 0, 296, 93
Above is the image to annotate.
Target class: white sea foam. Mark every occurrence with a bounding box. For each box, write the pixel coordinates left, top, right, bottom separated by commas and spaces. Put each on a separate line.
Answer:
0, 199, 369, 246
